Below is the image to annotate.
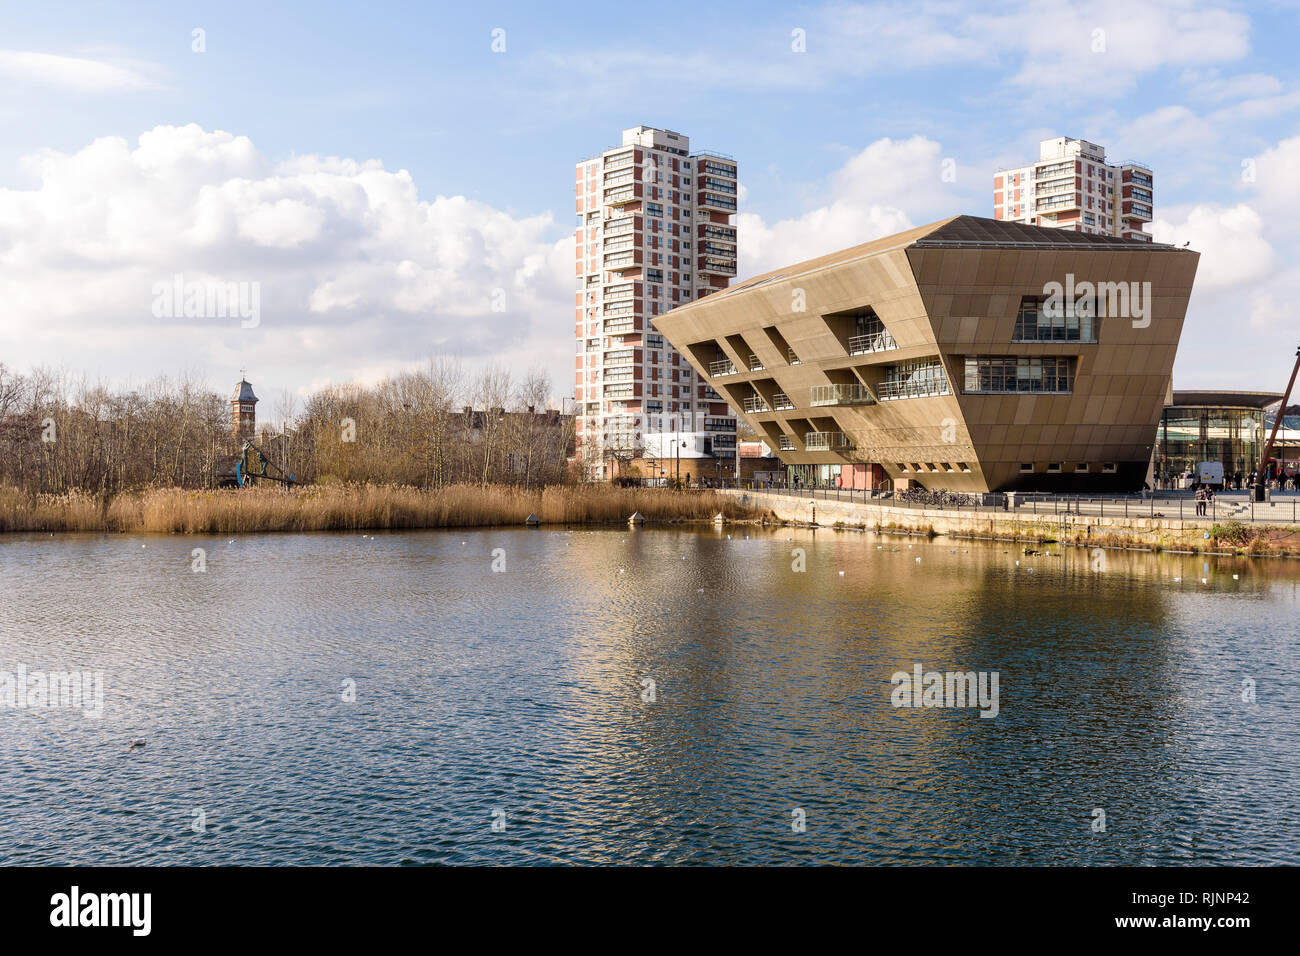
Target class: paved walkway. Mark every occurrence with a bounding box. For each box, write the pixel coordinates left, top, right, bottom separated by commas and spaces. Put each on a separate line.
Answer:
729, 486, 1300, 526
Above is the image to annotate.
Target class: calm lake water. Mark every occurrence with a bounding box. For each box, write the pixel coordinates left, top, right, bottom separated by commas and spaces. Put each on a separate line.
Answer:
1, 526, 1296, 865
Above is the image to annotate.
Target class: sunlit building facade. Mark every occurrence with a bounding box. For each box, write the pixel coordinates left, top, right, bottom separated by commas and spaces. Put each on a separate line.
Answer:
573, 126, 739, 480
653, 215, 1200, 493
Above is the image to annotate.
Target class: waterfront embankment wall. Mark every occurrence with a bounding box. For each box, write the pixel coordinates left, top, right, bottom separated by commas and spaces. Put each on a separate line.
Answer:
727, 490, 1300, 556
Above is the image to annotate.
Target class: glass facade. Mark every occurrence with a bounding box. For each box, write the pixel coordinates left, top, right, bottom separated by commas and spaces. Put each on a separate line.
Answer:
964, 356, 1074, 394
1015, 295, 1097, 342
787, 463, 842, 487
1158, 404, 1264, 486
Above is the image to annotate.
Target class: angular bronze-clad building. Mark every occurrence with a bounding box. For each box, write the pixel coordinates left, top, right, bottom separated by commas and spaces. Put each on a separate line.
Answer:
653, 215, 1199, 492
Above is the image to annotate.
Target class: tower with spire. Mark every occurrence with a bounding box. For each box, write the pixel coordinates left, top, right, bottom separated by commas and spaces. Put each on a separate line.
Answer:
231, 372, 258, 439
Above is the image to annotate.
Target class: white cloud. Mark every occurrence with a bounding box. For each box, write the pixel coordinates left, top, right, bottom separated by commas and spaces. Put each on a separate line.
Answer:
831, 136, 953, 213
0, 124, 574, 397
1149, 198, 1295, 386
1150, 204, 1274, 290
1246, 288, 1298, 331
819, 3, 991, 69
1114, 106, 1218, 156
534, 1, 1251, 104
739, 201, 914, 278
1248, 133, 1300, 228
737, 135, 971, 277
985, 0, 1250, 95
0, 50, 155, 92
1182, 70, 1283, 102
813, 0, 1248, 96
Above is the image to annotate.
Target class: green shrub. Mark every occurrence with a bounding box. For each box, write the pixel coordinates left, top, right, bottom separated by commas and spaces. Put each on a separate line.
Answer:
1209, 520, 1251, 546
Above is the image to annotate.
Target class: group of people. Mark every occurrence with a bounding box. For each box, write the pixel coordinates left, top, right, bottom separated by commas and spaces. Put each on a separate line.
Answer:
1193, 484, 1215, 516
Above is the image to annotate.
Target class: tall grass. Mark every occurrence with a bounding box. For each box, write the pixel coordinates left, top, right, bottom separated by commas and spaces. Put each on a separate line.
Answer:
0, 487, 106, 532
0, 483, 760, 534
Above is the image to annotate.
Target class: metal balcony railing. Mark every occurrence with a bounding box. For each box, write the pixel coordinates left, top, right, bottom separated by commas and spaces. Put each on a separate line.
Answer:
747, 355, 764, 371
700, 258, 737, 274
809, 383, 874, 407
804, 431, 854, 451
876, 371, 950, 401
698, 193, 737, 210
772, 392, 795, 410
788, 349, 801, 365
847, 328, 897, 355
742, 396, 770, 413
709, 359, 739, 377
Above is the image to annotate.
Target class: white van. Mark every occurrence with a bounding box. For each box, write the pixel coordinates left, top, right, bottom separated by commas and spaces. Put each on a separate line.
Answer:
1197, 461, 1225, 488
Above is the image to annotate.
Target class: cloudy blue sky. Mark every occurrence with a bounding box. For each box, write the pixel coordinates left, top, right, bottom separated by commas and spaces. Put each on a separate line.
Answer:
1, 0, 1298, 404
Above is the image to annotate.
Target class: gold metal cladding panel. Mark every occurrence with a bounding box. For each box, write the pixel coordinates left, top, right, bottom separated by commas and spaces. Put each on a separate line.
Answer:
654, 220, 1199, 492
657, 243, 961, 472
906, 244, 1197, 487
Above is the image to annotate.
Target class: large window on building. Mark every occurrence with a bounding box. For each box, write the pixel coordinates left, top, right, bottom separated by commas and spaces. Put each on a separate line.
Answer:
877, 359, 950, 401
1158, 405, 1265, 484
1014, 296, 1096, 342
967, 356, 1076, 392
963, 356, 1074, 394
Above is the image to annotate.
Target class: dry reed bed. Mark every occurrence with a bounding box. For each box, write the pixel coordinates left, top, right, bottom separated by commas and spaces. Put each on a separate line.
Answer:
0, 488, 106, 532
0, 484, 759, 534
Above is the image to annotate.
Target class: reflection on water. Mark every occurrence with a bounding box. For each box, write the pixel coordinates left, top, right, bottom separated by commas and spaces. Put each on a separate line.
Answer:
0, 527, 1296, 865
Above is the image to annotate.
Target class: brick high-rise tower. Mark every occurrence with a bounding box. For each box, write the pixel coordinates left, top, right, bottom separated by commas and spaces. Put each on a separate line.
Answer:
995, 137, 1153, 241
574, 126, 739, 481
